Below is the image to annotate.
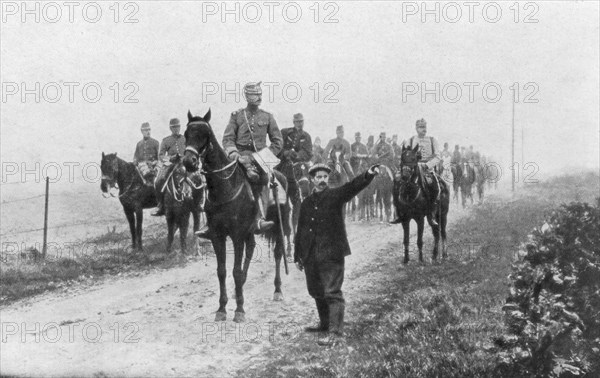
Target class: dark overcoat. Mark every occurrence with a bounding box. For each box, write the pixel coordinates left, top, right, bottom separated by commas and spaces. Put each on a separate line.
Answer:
294, 171, 375, 264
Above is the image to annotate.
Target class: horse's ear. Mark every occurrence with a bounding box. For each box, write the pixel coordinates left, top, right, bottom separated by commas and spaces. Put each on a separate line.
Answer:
102, 152, 105, 158
115, 152, 118, 156
187, 110, 193, 121
204, 108, 211, 123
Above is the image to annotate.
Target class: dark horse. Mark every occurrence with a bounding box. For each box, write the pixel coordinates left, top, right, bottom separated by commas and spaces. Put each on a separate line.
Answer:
393, 145, 450, 263
100, 153, 157, 250
181, 110, 290, 322
162, 155, 205, 253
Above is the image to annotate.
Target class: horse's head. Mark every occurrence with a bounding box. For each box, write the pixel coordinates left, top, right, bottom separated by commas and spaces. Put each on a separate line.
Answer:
399, 144, 421, 181
183, 109, 212, 172
100, 152, 119, 197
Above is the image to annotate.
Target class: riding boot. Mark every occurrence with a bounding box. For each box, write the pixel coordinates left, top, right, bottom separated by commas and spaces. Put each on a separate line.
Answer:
151, 163, 174, 217
318, 302, 344, 346
305, 298, 329, 332
390, 180, 403, 224
240, 158, 260, 183
251, 185, 274, 234
429, 180, 440, 227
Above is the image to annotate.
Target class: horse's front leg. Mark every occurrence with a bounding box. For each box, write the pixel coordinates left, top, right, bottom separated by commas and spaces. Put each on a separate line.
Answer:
213, 236, 228, 321
179, 213, 190, 254
166, 214, 175, 254
242, 233, 256, 284
417, 217, 425, 263
135, 207, 144, 250
123, 207, 136, 250
232, 239, 246, 323
273, 235, 284, 302
427, 214, 440, 262
402, 220, 410, 264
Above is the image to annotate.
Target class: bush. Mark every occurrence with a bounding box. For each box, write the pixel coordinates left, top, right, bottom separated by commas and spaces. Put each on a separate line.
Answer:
496, 199, 600, 377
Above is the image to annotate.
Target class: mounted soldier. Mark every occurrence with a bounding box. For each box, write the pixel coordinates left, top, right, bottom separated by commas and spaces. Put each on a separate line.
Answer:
350, 132, 369, 174
152, 118, 187, 216
312, 137, 325, 164
276, 113, 313, 229
371, 131, 395, 168
391, 118, 442, 226
323, 125, 354, 179
391, 134, 402, 171
133, 122, 159, 186
196, 81, 283, 238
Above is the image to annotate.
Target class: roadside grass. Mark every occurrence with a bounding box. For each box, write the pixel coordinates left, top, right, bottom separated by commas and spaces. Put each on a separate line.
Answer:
0, 224, 204, 305
242, 172, 599, 377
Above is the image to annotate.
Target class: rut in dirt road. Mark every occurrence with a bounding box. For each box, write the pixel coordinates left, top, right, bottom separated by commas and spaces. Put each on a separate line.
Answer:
1, 207, 468, 377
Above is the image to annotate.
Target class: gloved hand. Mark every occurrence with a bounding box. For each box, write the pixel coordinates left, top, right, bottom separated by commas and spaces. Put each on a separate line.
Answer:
238, 155, 252, 166
418, 162, 429, 171
368, 164, 381, 175
229, 151, 241, 162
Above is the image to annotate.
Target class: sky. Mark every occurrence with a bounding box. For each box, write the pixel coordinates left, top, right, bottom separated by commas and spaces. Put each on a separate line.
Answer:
1, 0, 599, 187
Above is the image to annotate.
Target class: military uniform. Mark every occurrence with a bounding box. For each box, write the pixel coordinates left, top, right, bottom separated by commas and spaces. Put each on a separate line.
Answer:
159, 134, 186, 161
133, 137, 159, 183
350, 140, 369, 173
372, 139, 395, 168
133, 138, 159, 164
223, 107, 283, 158
295, 169, 376, 339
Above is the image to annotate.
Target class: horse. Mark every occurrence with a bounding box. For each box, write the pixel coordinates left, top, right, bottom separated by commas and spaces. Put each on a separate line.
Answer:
393, 145, 450, 263
162, 155, 205, 253
350, 157, 370, 220
100, 153, 157, 250
327, 150, 352, 189
450, 163, 462, 204
474, 163, 485, 204
181, 109, 290, 322
459, 161, 476, 208
374, 165, 394, 222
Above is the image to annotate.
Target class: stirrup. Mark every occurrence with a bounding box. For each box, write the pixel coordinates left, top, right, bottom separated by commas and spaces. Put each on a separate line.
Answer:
195, 226, 211, 239
253, 219, 275, 234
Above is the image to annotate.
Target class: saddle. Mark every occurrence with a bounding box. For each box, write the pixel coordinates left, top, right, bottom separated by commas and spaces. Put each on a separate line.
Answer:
417, 164, 441, 203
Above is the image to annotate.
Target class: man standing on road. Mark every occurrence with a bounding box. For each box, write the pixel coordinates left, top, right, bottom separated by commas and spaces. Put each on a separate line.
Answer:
133, 122, 159, 186
294, 162, 380, 346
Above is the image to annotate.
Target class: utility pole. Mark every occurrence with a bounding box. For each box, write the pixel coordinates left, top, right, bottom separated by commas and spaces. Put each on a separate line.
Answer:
512, 90, 515, 193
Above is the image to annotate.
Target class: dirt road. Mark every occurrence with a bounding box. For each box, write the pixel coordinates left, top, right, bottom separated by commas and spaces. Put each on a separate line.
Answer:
1, 211, 466, 377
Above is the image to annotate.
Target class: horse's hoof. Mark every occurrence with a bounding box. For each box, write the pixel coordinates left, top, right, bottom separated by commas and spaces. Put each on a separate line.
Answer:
233, 311, 246, 323
273, 292, 284, 301
214, 311, 227, 322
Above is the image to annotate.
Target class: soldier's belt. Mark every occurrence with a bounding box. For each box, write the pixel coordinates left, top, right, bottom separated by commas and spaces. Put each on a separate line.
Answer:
236, 143, 256, 152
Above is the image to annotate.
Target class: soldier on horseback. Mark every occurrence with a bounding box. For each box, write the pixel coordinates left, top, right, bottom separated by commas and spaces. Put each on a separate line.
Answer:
133, 122, 159, 186
323, 125, 354, 178
312, 137, 325, 164
391, 118, 442, 226
276, 113, 313, 229
350, 132, 369, 174
371, 131, 395, 168
152, 118, 186, 216
196, 81, 283, 238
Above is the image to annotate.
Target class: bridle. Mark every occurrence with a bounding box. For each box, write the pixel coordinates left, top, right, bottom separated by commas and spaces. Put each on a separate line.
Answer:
397, 152, 421, 205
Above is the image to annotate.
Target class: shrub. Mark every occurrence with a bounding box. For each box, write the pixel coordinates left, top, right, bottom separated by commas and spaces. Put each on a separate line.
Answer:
496, 199, 600, 377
